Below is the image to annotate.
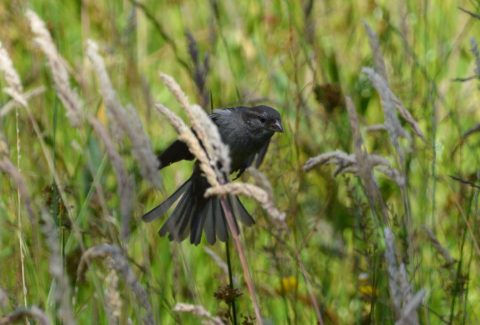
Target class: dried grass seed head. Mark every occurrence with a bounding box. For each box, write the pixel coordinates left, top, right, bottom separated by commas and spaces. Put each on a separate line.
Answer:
364, 22, 388, 83
0, 41, 27, 107
173, 303, 225, 325
87, 39, 160, 188
26, 10, 83, 126
384, 228, 423, 325
159, 73, 230, 176
154, 103, 219, 187
471, 37, 480, 77
362, 67, 425, 141
205, 182, 286, 223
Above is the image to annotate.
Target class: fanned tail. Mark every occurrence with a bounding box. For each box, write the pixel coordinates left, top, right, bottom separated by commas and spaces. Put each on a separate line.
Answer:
142, 177, 192, 222
143, 173, 255, 245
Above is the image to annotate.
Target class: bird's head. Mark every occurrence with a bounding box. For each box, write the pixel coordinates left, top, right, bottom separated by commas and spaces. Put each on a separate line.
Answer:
242, 105, 283, 135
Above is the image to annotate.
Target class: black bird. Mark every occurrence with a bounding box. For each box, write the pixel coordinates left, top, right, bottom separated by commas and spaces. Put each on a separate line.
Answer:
142, 105, 283, 245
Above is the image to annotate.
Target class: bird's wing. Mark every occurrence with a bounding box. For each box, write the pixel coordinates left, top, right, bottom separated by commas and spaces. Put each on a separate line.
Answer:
254, 139, 271, 167
158, 139, 194, 169
210, 108, 235, 124
158, 110, 228, 169
232, 140, 270, 179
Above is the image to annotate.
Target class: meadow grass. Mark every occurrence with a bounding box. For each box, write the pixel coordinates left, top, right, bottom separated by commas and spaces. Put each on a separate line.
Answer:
1, 0, 480, 324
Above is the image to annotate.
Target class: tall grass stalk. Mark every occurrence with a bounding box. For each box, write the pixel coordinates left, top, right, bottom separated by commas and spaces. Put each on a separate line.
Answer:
0, 40, 29, 310
225, 238, 238, 325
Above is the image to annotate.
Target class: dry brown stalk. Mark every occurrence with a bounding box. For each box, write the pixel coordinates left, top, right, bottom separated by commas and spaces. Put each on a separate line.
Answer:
218, 198, 263, 324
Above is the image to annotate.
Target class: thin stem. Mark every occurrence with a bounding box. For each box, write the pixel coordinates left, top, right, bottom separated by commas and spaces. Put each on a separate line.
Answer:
220, 198, 263, 324
225, 239, 238, 325
23, 105, 85, 251
15, 89, 28, 315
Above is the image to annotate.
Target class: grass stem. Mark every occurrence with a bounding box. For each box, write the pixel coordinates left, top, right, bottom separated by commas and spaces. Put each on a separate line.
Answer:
225, 238, 238, 325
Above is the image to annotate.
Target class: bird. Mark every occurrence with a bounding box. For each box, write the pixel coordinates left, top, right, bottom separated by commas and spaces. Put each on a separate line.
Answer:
142, 105, 283, 245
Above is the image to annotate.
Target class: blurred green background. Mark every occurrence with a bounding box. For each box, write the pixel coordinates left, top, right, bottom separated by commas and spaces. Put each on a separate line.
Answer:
1, 0, 480, 324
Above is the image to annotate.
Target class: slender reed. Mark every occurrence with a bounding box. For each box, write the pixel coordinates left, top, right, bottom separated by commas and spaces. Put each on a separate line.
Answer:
0, 40, 29, 309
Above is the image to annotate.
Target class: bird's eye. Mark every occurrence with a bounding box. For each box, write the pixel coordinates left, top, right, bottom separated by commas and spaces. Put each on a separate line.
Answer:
258, 117, 266, 123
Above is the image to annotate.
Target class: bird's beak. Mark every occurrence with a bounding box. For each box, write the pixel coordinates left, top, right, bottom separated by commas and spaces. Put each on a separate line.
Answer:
270, 119, 284, 132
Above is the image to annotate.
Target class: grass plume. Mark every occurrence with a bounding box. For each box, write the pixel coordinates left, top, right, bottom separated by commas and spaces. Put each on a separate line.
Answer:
173, 303, 224, 325
384, 228, 425, 325
86, 39, 160, 188
26, 10, 83, 126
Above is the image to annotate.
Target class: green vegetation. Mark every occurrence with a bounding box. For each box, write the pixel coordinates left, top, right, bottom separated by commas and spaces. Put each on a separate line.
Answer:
1, 0, 480, 324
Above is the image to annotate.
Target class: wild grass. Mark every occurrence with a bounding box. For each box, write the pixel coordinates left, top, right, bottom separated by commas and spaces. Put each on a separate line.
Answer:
1, 1, 480, 324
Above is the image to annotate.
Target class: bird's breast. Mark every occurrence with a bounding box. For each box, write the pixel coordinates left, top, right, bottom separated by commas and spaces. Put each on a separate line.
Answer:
222, 132, 271, 172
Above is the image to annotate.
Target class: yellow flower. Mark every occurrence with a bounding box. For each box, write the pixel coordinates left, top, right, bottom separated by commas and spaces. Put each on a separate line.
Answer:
280, 276, 298, 294
359, 284, 377, 299
97, 101, 107, 124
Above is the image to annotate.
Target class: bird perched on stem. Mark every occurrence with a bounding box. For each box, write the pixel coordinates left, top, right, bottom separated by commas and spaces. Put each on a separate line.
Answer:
142, 105, 283, 245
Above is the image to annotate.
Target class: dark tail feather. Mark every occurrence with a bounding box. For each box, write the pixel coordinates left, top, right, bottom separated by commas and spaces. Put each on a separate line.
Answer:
231, 196, 255, 226
204, 200, 216, 244
159, 188, 192, 240
190, 201, 208, 245
147, 174, 255, 244
175, 199, 196, 241
142, 178, 192, 222
213, 198, 228, 242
